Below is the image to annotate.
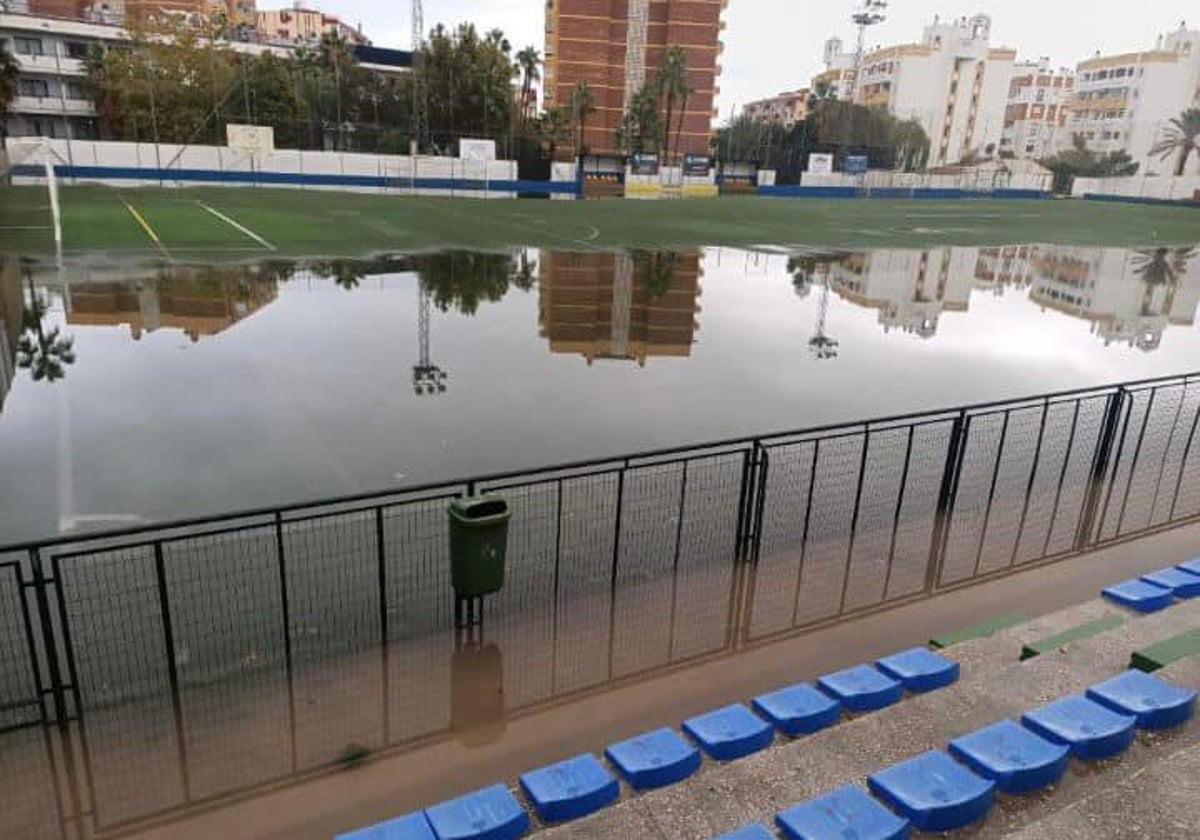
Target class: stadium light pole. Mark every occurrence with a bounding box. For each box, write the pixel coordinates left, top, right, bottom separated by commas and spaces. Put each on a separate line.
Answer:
851, 0, 888, 102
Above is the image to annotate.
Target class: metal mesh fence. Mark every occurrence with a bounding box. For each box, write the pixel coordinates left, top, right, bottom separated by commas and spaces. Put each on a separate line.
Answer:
3, 373, 1200, 834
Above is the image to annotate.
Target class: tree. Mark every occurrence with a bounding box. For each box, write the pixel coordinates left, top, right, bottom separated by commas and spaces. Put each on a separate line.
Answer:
423, 23, 518, 153
515, 46, 541, 120
1041, 134, 1139, 194
1150, 108, 1200, 176
570, 81, 596, 156
0, 41, 17, 143
536, 106, 572, 158
616, 79, 663, 155
658, 46, 692, 164
17, 280, 76, 383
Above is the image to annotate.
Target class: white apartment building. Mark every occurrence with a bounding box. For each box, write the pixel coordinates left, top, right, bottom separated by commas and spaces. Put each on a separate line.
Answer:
1, 10, 404, 141
827, 247, 976, 338
1029, 246, 1200, 351
0, 12, 116, 140
1069, 25, 1200, 175
822, 14, 1017, 166
812, 37, 855, 100
1001, 58, 1074, 160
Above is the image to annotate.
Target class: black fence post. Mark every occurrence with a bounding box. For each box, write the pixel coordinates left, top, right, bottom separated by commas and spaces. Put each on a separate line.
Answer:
1076, 387, 1127, 548
927, 411, 969, 592
29, 548, 67, 725
154, 540, 191, 797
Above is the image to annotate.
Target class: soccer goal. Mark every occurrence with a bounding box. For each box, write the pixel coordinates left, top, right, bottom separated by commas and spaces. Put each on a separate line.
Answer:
1, 138, 64, 267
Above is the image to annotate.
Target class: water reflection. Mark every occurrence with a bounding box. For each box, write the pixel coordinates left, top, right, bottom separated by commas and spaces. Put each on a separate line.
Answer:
538, 250, 702, 365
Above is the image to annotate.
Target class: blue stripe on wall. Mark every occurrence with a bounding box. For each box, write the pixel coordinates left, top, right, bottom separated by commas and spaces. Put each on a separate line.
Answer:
11, 164, 581, 195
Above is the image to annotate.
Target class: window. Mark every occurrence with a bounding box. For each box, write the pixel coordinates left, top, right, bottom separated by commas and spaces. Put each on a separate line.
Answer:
14, 36, 44, 56
1115, 68, 1126, 78
19, 79, 50, 97
64, 41, 90, 60
1036, 89, 1045, 102
65, 81, 88, 100
1113, 131, 1120, 139
1026, 144, 1035, 153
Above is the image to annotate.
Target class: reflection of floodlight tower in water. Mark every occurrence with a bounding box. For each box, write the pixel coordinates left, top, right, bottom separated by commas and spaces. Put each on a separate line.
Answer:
809, 274, 839, 360
851, 0, 888, 100
413, 281, 447, 395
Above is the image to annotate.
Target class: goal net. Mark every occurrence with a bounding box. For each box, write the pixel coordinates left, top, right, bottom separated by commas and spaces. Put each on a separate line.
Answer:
1, 138, 64, 267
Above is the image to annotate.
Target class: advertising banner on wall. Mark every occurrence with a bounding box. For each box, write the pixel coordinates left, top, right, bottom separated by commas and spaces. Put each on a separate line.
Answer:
631, 153, 660, 175
844, 155, 869, 175
808, 153, 834, 174
683, 154, 712, 176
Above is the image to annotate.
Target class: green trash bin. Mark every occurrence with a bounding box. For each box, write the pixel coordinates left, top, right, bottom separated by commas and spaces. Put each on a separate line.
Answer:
448, 496, 511, 598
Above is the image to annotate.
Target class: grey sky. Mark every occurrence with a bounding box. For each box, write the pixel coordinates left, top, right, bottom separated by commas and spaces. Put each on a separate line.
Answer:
326, 1, 1192, 118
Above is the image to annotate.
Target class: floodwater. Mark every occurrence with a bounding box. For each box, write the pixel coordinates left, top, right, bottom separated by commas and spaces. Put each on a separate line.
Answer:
2, 243, 1200, 840
1, 243, 1198, 544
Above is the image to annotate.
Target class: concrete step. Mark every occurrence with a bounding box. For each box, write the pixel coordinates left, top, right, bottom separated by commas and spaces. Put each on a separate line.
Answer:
536, 599, 1200, 839
993, 656, 1200, 839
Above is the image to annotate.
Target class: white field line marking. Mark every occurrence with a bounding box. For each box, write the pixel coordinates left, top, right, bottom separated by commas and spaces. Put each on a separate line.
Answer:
196, 201, 277, 251
583, 224, 601, 241
0, 225, 52, 230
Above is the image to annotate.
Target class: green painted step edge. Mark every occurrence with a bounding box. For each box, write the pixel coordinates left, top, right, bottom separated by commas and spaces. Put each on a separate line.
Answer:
930, 613, 1029, 649
1131, 627, 1200, 672
1020, 613, 1126, 661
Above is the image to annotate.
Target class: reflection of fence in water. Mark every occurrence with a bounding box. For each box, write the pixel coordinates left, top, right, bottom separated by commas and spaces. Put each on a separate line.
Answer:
3, 372, 1200, 837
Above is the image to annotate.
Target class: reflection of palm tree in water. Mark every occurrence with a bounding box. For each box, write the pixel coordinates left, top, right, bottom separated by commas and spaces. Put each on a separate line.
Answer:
1133, 247, 1195, 316
17, 278, 76, 383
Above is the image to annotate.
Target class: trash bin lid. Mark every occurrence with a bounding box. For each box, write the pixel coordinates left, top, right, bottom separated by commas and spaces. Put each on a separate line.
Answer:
450, 496, 511, 524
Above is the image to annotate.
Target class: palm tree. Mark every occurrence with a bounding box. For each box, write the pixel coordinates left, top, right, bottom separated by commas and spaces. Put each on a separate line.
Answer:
17, 280, 76, 383
1133, 246, 1196, 315
570, 81, 595, 156
515, 46, 540, 120
658, 46, 690, 164
0, 41, 18, 144
1150, 108, 1200, 176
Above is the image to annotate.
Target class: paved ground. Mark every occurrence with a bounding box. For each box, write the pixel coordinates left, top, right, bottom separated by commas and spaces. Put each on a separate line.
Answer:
3, 187, 1198, 260
79, 519, 1198, 840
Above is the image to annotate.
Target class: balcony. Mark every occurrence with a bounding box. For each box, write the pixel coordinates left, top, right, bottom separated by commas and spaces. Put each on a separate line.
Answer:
15, 54, 88, 77
12, 96, 97, 117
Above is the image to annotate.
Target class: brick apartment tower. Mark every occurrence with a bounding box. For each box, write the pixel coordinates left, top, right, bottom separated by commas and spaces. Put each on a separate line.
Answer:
544, 0, 726, 159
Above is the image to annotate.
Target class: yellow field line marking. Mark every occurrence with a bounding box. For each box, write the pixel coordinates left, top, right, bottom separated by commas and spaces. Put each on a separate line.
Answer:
196, 201, 277, 251
120, 198, 170, 257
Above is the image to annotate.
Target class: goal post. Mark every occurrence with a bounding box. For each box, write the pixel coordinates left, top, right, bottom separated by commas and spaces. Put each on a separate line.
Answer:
3, 138, 64, 268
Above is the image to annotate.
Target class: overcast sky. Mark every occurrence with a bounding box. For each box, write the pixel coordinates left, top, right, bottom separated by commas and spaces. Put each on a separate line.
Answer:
327, 1, 1193, 119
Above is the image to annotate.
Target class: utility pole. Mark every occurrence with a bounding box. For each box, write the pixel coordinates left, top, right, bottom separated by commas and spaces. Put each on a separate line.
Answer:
851, 0, 888, 102
411, 0, 429, 152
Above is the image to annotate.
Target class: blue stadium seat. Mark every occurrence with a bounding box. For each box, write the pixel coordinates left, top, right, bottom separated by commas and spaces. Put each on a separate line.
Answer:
424, 784, 528, 840
948, 720, 1070, 794
868, 750, 995, 832
817, 665, 903, 712
1102, 579, 1174, 613
1177, 557, 1200, 576
335, 812, 436, 840
875, 648, 960, 693
519, 754, 619, 823
711, 825, 775, 840
777, 782, 907, 835
1021, 695, 1137, 760
776, 784, 909, 840
1086, 670, 1198, 730
683, 704, 775, 761
605, 727, 702, 790
1140, 567, 1200, 598
752, 683, 841, 736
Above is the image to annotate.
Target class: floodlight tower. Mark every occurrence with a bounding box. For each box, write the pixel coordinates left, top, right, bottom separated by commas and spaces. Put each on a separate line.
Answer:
851, 0, 888, 101
411, 0, 429, 151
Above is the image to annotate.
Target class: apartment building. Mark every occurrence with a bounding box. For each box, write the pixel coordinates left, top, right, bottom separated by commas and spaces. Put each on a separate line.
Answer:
257, 5, 368, 47
1068, 25, 1200, 175
1001, 58, 1074, 160
743, 89, 810, 126
544, 0, 726, 158
821, 14, 1017, 166
811, 36, 855, 100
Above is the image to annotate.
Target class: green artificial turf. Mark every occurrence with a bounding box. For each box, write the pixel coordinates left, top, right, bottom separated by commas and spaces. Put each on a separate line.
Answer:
1, 184, 1197, 262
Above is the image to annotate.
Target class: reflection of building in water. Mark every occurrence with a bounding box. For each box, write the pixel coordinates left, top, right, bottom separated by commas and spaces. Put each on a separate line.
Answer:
827, 248, 975, 338
66, 268, 279, 342
1029, 247, 1200, 351
974, 245, 1039, 293
539, 251, 702, 366
0, 259, 23, 413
